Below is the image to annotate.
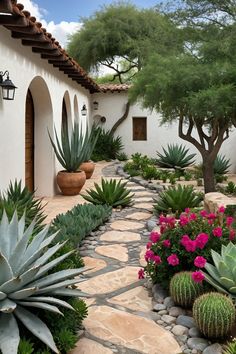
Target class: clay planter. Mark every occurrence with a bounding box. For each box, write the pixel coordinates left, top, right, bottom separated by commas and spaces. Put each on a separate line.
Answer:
56, 170, 86, 196
79, 161, 95, 179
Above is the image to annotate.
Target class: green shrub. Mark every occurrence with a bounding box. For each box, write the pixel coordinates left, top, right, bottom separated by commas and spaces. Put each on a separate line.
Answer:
184, 171, 193, 181
143, 208, 235, 287
0, 212, 87, 354
18, 338, 34, 354
170, 271, 205, 308
91, 127, 124, 161
82, 178, 134, 207
0, 180, 46, 231
51, 203, 112, 247
157, 144, 196, 169
169, 174, 176, 185
214, 154, 231, 175
223, 339, 236, 354
117, 152, 128, 161
153, 185, 203, 216
141, 166, 159, 180
193, 293, 235, 338
225, 181, 236, 194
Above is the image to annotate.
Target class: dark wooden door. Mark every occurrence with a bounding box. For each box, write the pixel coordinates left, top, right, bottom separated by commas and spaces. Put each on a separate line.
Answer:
25, 90, 34, 192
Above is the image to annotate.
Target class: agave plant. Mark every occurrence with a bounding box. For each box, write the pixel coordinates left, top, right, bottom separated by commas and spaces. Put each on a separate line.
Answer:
214, 154, 231, 175
80, 123, 100, 162
0, 211, 87, 354
48, 120, 85, 172
223, 339, 236, 354
82, 178, 134, 207
203, 243, 236, 298
0, 180, 46, 231
154, 185, 203, 215
156, 144, 196, 169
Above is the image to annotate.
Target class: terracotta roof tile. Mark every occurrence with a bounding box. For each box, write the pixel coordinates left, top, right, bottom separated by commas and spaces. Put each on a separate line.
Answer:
0, 0, 100, 93
99, 83, 131, 93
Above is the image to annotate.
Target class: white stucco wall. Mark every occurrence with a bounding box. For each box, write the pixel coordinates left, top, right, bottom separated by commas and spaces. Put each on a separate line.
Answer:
0, 27, 92, 196
92, 91, 236, 172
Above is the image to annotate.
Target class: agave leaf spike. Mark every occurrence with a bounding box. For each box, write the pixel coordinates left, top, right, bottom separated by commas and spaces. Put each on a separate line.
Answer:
14, 306, 59, 353
18, 212, 26, 240
0, 298, 16, 313
203, 273, 229, 295
211, 249, 223, 270
23, 296, 74, 310
0, 252, 13, 285
220, 277, 235, 290
0, 211, 11, 258
34, 278, 84, 295
33, 241, 67, 268
51, 288, 89, 297
0, 266, 40, 293
23, 224, 50, 260
30, 268, 87, 289
16, 301, 63, 315
0, 313, 19, 354
33, 250, 75, 280
9, 287, 37, 300
218, 261, 233, 279
204, 263, 221, 282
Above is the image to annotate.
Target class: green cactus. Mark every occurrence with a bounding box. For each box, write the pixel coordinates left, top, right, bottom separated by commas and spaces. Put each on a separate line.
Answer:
169, 271, 204, 308
193, 292, 235, 339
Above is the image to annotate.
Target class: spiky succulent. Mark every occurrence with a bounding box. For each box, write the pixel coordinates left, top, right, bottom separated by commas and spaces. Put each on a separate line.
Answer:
223, 339, 236, 354
156, 144, 196, 169
0, 211, 87, 354
153, 185, 203, 216
203, 243, 236, 298
82, 178, 134, 207
193, 292, 235, 338
214, 154, 231, 175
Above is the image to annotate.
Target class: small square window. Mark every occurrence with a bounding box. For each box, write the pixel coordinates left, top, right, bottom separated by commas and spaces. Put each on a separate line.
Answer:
133, 117, 147, 141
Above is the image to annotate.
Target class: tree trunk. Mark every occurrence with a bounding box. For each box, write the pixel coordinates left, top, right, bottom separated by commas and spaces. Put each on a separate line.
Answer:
202, 157, 215, 193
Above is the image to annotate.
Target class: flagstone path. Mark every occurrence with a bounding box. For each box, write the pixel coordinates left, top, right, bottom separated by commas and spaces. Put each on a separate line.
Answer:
69, 164, 181, 354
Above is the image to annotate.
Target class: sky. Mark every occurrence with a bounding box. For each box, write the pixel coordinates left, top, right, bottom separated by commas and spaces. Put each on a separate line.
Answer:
19, 0, 161, 48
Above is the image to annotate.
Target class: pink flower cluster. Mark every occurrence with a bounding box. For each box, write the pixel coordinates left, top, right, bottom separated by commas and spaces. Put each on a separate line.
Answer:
181, 233, 209, 253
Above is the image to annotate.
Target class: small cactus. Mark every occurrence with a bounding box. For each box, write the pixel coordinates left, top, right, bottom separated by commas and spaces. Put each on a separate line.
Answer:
193, 292, 235, 339
170, 271, 204, 308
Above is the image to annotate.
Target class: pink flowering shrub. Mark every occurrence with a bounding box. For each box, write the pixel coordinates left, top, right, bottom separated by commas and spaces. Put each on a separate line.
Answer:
142, 207, 236, 287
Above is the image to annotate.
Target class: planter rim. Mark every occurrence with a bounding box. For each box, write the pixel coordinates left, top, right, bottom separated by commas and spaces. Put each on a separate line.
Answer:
58, 170, 85, 174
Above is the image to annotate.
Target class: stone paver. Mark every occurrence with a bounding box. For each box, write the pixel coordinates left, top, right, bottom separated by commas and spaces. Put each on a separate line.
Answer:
95, 244, 128, 262
108, 286, 152, 311
126, 211, 151, 220
100, 230, 141, 243
44, 162, 180, 354
78, 266, 140, 295
83, 257, 107, 274
84, 306, 181, 354
110, 220, 143, 231
69, 338, 113, 354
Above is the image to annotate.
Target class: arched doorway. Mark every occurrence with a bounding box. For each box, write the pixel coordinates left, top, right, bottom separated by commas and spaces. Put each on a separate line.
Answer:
25, 89, 34, 192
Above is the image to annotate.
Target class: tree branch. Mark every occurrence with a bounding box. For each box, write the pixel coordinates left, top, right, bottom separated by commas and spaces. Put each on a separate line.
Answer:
178, 112, 205, 154
110, 101, 130, 135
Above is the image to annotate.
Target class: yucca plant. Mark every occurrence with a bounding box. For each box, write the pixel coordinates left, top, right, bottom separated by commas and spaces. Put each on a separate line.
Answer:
214, 154, 231, 175
157, 144, 196, 169
203, 243, 236, 298
0, 211, 87, 354
82, 178, 134, 207
80, 123, 100, 162
0, 180, 46, 231
48, 121, 85, 172
91, 127, 124, 161
154, 185, 203, 216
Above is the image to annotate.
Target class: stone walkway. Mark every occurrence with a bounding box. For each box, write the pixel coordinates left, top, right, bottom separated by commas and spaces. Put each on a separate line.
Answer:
67, 163, 181, 354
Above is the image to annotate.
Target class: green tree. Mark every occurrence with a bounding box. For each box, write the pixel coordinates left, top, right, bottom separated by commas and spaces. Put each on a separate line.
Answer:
130, 28, 236, 192
67, 2, 182, 83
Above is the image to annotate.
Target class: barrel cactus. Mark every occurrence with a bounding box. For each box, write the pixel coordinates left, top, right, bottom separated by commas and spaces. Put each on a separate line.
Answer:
0, 211, 87, 354
170, 271, 204, 308
193, 292, 235, 338
203, 242, 236, 298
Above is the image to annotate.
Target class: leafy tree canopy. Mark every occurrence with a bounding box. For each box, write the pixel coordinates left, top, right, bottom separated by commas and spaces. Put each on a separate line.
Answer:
67, 2, 182, 83
130, 11, 236, 192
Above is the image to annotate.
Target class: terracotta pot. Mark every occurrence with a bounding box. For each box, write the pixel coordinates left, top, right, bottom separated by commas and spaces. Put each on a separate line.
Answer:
79, 161, 95, 179
56, 170, 86, 196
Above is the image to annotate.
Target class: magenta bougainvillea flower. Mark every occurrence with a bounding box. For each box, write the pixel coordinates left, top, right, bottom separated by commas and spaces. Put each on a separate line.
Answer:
227, 217, 234, 227
192, 271, 205, 283
153, 255, 162, 265
145, 250, 155, 261
138, 268, 145, 279
163, 239, 171, 248
212, 227, 223, 237
200, 210, 208, 217
167, 254, 179, 266
218, 206, 225, 213
146, 242, 152, 249
195, 233, 209, 249
194, 256, 207, 268
149, 231, 160, 243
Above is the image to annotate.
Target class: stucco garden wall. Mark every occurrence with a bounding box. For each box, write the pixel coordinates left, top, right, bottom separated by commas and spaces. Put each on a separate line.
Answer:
92, 91, 236, 172
0, 27, 91, 196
